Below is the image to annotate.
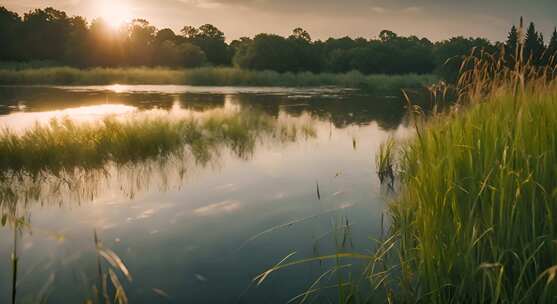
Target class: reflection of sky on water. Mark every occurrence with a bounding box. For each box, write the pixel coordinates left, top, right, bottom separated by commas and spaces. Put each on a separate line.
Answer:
0, 85, 411, 303
0, 94, 243, 133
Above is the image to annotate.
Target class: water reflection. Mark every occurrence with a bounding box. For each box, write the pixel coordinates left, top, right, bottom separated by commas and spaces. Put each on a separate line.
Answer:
0, 106, 316, 217
0, 86, 411, 303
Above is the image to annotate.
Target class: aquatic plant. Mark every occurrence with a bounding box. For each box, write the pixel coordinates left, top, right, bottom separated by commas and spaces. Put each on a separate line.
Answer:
375, 137, 396, 189
0, 109, 316, 213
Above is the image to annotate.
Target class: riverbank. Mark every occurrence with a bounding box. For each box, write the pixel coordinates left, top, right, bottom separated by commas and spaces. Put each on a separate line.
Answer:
388, 86, 557, 302
0, 67, 437, 94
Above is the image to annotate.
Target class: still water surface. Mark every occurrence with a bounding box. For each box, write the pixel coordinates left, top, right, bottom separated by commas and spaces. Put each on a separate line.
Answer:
0, 85, 410, 303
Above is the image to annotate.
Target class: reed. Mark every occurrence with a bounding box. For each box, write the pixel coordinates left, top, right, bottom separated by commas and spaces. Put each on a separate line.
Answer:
376, 137, 396, 189
0, 67, 437, 93
387, 38, 557, 302
0, 110, 313, 176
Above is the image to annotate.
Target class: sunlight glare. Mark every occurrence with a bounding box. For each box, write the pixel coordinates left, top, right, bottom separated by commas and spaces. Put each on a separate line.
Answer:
97, 1, 133, 29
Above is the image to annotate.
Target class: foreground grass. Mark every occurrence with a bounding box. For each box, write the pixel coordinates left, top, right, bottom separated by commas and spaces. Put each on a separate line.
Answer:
389, 90, 557, 302
0, 66, 437, 93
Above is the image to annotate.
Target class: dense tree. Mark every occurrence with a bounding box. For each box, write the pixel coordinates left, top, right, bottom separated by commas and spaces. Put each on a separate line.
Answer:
21, 8, 72, 61
548, 28, 557, 57
64, 16, 89, 66
182, 24, 230, 66
524, 22, 545, 64
1, 6, 556, 81
434, 37, 496, 82
506, 25, 519, 59
290, 28, 311, 42
233, 34, 297, 72
0, 7, 22, 61
155, 41, 206, 67
126, 19, 156, 66
155, 28, 178, 45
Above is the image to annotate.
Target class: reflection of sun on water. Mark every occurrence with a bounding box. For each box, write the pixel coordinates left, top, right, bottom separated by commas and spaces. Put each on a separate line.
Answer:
96, 0, 133, 29
0, 104, 138, 133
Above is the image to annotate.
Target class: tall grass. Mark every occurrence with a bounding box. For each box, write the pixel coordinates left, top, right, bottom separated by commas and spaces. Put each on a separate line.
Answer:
387, 44, 557, 302
0, 110, 312, 175
256, 34, 557, 303
0, 110, 315, 214
0, 66, 437, 93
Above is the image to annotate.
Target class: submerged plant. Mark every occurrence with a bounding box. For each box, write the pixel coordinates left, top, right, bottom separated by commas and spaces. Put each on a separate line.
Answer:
376, 137, 396, 189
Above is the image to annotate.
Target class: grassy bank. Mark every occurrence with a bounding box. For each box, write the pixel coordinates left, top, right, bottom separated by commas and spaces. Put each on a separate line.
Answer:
387, 51, 557, 303
0, 66, 437, 93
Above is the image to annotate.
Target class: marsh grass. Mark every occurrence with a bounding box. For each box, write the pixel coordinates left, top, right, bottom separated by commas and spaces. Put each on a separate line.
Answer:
0, 110, 312, 175
0, 67, 437, 93
376, 137, 396, 189
385, 37, 557, 302
0, 109, 316, 214
259, 29, 557, 303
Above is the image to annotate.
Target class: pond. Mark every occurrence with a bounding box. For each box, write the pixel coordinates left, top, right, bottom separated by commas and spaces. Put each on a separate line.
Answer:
0, 85, 411, 303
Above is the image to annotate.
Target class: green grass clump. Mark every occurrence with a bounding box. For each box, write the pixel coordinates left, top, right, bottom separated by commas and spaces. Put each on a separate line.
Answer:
390, 89, 557, 303
0, 109, 316, 212
0, 66, 437, 94
0, 110, 314, 176
376, 137, 396, 187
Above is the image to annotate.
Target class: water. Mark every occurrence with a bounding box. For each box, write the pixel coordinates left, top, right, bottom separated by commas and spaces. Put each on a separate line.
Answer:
0, 85, 411, 303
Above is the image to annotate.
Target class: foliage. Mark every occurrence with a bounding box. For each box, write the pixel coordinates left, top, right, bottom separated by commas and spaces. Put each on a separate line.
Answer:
3, 6, 557, 81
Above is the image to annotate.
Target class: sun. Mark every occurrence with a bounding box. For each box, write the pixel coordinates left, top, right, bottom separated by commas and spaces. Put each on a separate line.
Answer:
97, 0, 133, 29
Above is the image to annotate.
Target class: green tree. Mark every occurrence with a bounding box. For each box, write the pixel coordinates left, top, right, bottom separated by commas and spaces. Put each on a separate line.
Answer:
379, 30, 398, 42
21, 7, 72, 61
182, 24, 230, 66
155, 28, 178, 45
290, 27, 311, 42
181, 25, 199, 39
155, 41, 206, 67
506, 25, 519, 59
126, 19, 156, 66
524, 22, 544, 64
548, 28, 557, 57
232, 34, 296, 72
434, 37, 496, 82
63, 16, 89, 66
0, 7, 22, 61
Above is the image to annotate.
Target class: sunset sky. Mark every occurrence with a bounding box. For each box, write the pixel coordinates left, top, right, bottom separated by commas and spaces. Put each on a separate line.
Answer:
3, 0, 557, 42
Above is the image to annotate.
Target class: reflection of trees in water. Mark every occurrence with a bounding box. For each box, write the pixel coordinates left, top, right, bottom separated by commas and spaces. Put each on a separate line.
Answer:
0, 110, 315, 216
0, 87, 422, 131
230, 94, 410, 130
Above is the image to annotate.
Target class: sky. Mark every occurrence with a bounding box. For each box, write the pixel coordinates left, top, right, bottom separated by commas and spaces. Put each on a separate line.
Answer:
3, 0, 557, 42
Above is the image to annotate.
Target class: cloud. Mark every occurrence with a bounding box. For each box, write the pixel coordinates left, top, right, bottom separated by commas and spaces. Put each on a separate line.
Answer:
178, 0, 223, 9
371, 6, 387, 14
402, 6, 422, 14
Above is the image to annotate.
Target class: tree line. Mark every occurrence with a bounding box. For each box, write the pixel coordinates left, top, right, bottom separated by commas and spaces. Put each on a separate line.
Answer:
1, 6, 557, 81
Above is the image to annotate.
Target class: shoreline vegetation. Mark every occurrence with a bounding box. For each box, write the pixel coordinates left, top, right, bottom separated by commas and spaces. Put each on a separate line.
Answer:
376, 47, 557, 302
257, 32, 557, 303
0, 66, 437, 93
